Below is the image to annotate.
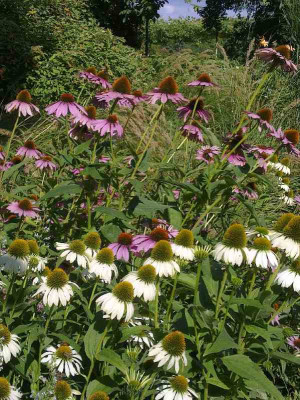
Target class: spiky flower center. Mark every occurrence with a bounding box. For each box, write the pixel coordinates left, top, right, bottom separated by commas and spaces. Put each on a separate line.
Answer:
86, 67, 97, 75
257, 108, 273, 122
56, 345, 72, 360
112, 76, 131, 94
96, 248, 114, 264
254, 226, 269, 235
16, 89, 32, 103
275, 45, 291, 59
287, 190, 294, 199
290, 259, 300, 274
283, 216, 300, 242
150, 227, 169, 242
274, 303, 279, 311
274, 213, 295, 232
113, 281, 134, 302
194, 246, 210, 261
97, 70, 109, 81
158, 76, 178, 94
11, 156, 22, 164
0, 324, 11, 345
270, 154, 278, 163
223, 224, 247, 249
170, 376, 188, 393
29, 256, 39, 268
137, 264, 156, 283
188, 97, 204, 111
84, 232, 101, 250
85, 105, 97, 120
247, 182, 257, 191
47, 268, 68, 289
281, 157, 290, 166
60, 93, 75, 103
118, 233, 133, 245
197, 73, 212, 83
41, 155, 52, 162
162, 331, 186, 356
8, 239, 30, 258
133, 90, 143, 97
89, 391, 110, 400
285, 129, 299, 146
107, 114, 118, 123
68, 240, 86, 255
151, 240, 173, 262
54, 380, 72, 400
18, 198, 33, 211
0, 146, 3, 152
0, 378, 10, 399
253, 237, 272, 251
175, 229, 194, 248
24, 140, 36, 150
43, 266, 51, 276
27, 239, 39, 254
293, 338, 300, 348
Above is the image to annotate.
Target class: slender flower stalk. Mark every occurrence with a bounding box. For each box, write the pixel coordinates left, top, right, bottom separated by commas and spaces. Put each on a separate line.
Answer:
154, 278, 160, 329
165, 272, 179, 329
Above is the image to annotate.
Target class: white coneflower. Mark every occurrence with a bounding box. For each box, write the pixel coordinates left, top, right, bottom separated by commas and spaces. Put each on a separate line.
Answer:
148, 331, 187, 373
83, 231, 101, 258
122, 366, 152, 394
0, 377, 22, 400
34, 267, 76, 306
88, 391, 110, 400
279, 177, 290, 192
89, 248, 118, 283
0, 324, 21, 363
213, 223, 249, 266
194, 245, 212, 262
144, 240, 180, 277
247, 238, 278, 269
28, 254, 47, 272
271, 215, 300, 259
56, 240, 90, 268
281, 190, 294, 206
273, 162, 290, 175
96, 281, 134, 322
156, 376, 197, 400
129, 318, 154, 348
246, 226, 270, 240
122, 264, 156, 302
276, 259, 300, 292
0, 239, 29, 275
171, 229, 195, 261
41, 342, 82, 377
54, 380, 80, 400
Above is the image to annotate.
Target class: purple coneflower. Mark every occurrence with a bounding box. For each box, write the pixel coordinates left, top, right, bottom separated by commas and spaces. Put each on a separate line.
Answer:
108, 233, 135, 262
249, 145, 274, 155
182, 121, 204, 143
79, 66, 97, 80
93, 114, 123, 137
88, 69, 112, 89
271, 128, 300, 157
256, 45, 297, 73
118, 90, 147, 107
146, 76, 187, 105
287, 336, 300, 350
99, 155, 110, 163
177, 97, 211, 123
132, 227, 170, 253
151, 219, 179, 239
71, 168, 84, 176
0, 146, 5, 160
173, 189, 180, 200
35, 155, 57, 171
46, 94, 86, 118
196, 146, 220, 164
223, 131, 248, 166
5, 89, 40, 117
71, 105, 98, 130
0, 160, 10, 171
270, 303, 280, 326
226, 152, 246, 166
245, 108, 276, 133
188, 72, 219, 87
94, 76, 134, 104
16, 140, 42, 159
7, 198, 39, 218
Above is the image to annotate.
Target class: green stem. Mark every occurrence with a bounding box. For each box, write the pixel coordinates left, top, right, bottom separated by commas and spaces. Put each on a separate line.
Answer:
194, 262, 202, 306
88, 281, 98, 310
204, 381, 209, 400
136, 104, 163, 152
215, 268, 228, 319
154, 279, 160, 329
2, 274, 16, 315
165, 273, 178, 328
87, 197, 92, 230
248, 268, 257, 296
265, 263, 281, 291
193, 195, 222, 230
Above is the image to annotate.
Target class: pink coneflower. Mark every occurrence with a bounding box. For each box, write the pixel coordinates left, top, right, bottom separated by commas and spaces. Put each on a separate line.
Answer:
245, 108, 276, 133
188, 73, 219, 87
223, 131, 248, 166
249, 145, 274, 155
287, 336, 300, 350
81, 68, 112, 89
270, 128, 300, 157
7, 198, 39, 218
243, 183, 259, 199
0, 146, 5, 160
225, 152, 246, 166
118, 90, 147, 107
93, 114, 123, 137
182, 121, 204, 143
35, 155, 57, 171
108, 233, 135, 262
5, 90, 40, 117
71, 105, 98, 130
173, 189, 180, 200
177, 98, 211, 123
132, 227, 170, 253
45, 94, 86, 118
71, 168, 84, 176
69, 124, 93, 141
94, 76, 134, 104
256, 45, 297, 73
146, 76, 187, 105
16, 140, 42, 159
294, 195, 300, 205
79, 66, 97, 80
196, 146, 220, 164
0, 160, 10, 171
99, 155, 110, 163
270, 303, 280, 326
150, 219, 179, 239
92, 91, 110, 109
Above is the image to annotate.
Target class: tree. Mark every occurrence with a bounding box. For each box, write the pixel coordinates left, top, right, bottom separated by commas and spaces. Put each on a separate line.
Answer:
197, 0, 227, 42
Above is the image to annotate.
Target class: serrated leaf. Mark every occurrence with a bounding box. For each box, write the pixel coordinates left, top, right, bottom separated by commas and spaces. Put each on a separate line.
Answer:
168, 208, 182, 229
74, 139, 92, 155
119, 325, 151, 342
177, 273, 195, 290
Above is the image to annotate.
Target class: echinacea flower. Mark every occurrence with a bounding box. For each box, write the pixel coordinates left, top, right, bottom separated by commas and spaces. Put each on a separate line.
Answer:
16, 140, 42, 159
122, 264, 157, 302
271, 214, 300, 259
0, 324, 21, 363
7, 198, 39, 218
88, 391, 110, 400
149, 331, 187, 373
196, 146, 220, 164
287, 335, 300, 350
0, 239, 29, 275
0, 377, 22, 400
56, 240, 90, 269
34, 267, 76, 306
188, 72, 218, 88
247, 237, 278, 269
89, 248, 118, 283
99, 155, 110, 163
132, 227, 170, 253
171, 229, 195, 261
41, 343, 82, 377
246, 226, 270, 239
146, 76, 187, 105
93, 114, 123, 137
245, 108, 276, 133
35, 155, 57, 171
79, 66, 97, 80
83, 231, 102, 258
213, 223, 250, 266
71, 105, 98, 130
277, 259, 300, 293
268, 157, 291, 175
270, 303, 281, 326
129, 318, 154, 348
156, 376, 197, 400
54, 380, 80, 400
281, 191, 294, 206
5, 89, 39, 117
88, 69, 112, 89
119, 89, 147, 107
270, 129, 300, 157
279, 177, 290, 192
46, 94, 86, 118
0, 146, 5, 160
144, 240, 180, 277
108, 233, 135, 262
256, 45, 297, 73
177, 98, 211, 123
96, 281, 134, 322
182, 122, 204, 143
94, 76, 134, 104
29, 254, 47, 273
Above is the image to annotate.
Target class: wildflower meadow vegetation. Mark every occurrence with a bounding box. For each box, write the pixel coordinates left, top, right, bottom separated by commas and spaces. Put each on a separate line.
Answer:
1, 9, 300, 399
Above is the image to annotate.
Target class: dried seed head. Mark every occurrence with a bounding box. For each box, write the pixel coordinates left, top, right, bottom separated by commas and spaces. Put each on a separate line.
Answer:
112, 76, 131, 94
158, 76, 178, 94
16, 89, 32, 103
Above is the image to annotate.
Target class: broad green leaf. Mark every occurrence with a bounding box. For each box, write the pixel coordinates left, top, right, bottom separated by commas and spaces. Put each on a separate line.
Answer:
96, 348, 128, 374
230, 298, 262, 308
95, 206, 128, 220
168, 207, 182, 229
272, 351, 300, 365
2, 159, 26, 181
74, 139, 92, 155
42, 183, 81, 199
204, 329, 237, 356
84, 323, 101, 361
87, 380, 113, 397
206, 377, 230, 390
178, 273, 195, 290
119, 325, 151, 342
100, 224, 122, 242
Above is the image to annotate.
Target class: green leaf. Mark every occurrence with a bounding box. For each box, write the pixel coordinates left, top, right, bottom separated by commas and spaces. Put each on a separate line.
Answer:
204, 329, 237, 356
42, 183, 81, 199
133, 197, 169, 217
96, 348, 128, 374
87, 380, 112, 397
95, 206, 128, 220
222, 355, 284, 400
177, 273, 195, 290
230, 298, 262, 308
168, 208, 182, 229
84, 323, 101, 361
100, 224, 122, 242
119, 325, 151, 342
272, 351, 300, 365
2, 160, 26, 181
206, 377, 230, 390
74, 139, 92, 155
